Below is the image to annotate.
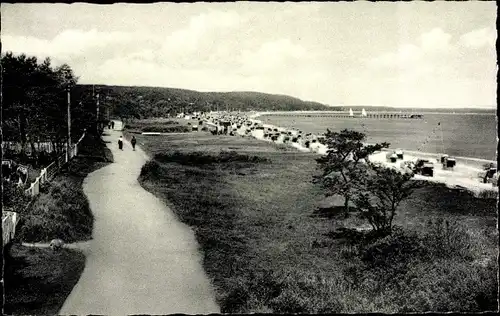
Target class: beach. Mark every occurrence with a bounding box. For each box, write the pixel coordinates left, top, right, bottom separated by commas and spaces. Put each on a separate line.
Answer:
258, 112, 497, 161
192, 111, 497, 198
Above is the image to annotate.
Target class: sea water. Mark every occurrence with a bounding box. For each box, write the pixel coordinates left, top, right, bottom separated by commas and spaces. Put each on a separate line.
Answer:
259, 113, 497, 161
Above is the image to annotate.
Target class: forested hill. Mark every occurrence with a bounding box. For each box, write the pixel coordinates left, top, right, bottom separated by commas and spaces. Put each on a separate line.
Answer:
78, 84, 335, 119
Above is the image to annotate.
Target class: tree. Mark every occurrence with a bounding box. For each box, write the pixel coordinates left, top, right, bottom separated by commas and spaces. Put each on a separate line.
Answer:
2, 52, 86, 161
353, 164, 417, 235
314, 129, 389, 218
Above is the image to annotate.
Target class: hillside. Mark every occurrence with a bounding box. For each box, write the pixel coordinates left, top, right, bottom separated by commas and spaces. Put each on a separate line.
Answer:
77, 85, 335, 119
75, 84, 495, 119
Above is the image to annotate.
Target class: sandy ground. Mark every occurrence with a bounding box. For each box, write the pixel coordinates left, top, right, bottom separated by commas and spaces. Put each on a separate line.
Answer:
58, 126, 219, 315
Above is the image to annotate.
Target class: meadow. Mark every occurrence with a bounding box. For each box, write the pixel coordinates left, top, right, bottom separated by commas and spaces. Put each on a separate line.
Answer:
260, 113, 497, 161
128, 129, 498, 313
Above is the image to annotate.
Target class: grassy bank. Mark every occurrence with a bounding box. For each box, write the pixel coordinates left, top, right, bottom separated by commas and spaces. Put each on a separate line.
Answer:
14, 133, 113, 243
124, 119, 191, 133
135, 132, 498, 313
3, 132, 113, 315
3, 244, 86, 315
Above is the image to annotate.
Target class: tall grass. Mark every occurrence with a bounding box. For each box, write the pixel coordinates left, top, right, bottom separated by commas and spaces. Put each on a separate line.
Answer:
124, 120, 192, 133
15, 134, 113, 243
137, 133, 498, 313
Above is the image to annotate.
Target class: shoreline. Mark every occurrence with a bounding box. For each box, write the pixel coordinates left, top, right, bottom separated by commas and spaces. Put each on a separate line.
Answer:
251, 111, 496, 163
199, 112, 497, 198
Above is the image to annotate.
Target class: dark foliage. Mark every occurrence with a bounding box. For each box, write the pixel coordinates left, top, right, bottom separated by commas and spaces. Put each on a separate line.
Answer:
154, 151, 269, 166
76, 84, 334, 119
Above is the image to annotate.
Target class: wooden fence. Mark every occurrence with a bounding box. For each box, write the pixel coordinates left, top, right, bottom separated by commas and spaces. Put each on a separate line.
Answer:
3, 132, 87, 248
23, 132, 86, 197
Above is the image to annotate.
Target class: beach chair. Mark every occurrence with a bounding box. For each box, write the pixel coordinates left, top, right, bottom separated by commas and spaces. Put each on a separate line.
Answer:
445, 157, 456, 169
386, 152, 398, 163
440, 154, 449, 164
395, 149, 404, 159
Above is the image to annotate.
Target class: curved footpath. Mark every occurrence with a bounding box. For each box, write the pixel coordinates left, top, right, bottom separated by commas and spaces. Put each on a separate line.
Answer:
59, 127, 219, 315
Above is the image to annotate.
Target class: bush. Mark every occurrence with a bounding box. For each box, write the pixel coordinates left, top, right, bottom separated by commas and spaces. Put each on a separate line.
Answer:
390, 258, 498, 312
154, 151, 269, 166
421, 218, 477, 260
361, 227, 430, 269
125, 120, 179, 130
14, 133, 111, 243
356, 224, 498, 312
142, 125, 191, 133
17, 176, 94, 243
477, 188, 498, 199
2, 180, 31, 209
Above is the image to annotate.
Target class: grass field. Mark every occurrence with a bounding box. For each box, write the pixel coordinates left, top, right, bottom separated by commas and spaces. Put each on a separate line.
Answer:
130, 131, 498, 313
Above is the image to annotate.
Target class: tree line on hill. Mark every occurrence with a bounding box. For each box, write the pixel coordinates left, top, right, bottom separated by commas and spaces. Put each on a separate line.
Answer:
76, 84, 338, 120
82, 84, 494, 120
2, 52, 101, 162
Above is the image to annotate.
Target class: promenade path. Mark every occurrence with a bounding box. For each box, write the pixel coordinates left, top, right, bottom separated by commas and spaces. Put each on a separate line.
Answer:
59, 125, 219, 315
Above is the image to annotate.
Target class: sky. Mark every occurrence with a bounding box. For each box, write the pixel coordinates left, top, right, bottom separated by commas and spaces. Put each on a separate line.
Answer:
1, 2, 497, 108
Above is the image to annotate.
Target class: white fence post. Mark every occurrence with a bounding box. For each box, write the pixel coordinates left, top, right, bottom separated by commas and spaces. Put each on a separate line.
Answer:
34, 178, 39, 196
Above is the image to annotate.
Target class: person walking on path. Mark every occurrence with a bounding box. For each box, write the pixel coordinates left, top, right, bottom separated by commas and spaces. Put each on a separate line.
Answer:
111, 121, 115, 129
58, 129, 220, 315
131, 136, 137, 151
118, 136, 124, 150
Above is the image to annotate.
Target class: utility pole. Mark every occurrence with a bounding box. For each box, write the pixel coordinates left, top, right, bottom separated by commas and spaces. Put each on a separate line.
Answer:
67, 86, 71, 162
96, 89, 100, 134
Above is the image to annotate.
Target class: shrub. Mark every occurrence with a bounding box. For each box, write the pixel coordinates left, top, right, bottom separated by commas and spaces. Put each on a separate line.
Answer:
2, 180, 31, 209
420, 218, 478, 260
154, 151, 269, 168
477, 188, 498, 200
142, 125, 191, 133
125, 121, 179, 130
17, 177, 94, 242
392, 258, 498, 312
356, 223, 498, 312
361, 227, 430, 270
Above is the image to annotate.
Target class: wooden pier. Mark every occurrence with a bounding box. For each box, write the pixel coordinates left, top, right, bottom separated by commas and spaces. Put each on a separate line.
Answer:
261, 112, 424, 119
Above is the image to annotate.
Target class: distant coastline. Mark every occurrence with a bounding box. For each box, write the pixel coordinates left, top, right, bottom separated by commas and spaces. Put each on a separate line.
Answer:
251, 110, 496, 117
248, 111, 496, 163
